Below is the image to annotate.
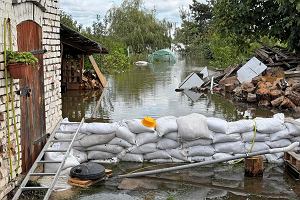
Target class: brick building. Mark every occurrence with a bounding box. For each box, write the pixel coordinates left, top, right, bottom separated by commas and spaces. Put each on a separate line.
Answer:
0, 0, 61, 198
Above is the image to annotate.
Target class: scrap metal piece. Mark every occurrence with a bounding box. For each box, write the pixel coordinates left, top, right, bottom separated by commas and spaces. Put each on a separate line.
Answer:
237, 57, 267, 83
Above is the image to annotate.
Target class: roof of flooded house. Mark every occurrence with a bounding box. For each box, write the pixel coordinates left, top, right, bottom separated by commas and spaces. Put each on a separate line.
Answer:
60, 24, 108, 54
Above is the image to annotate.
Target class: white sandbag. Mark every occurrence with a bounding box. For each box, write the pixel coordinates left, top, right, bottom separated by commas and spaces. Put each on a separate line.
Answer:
87, 151, 115, 160
45, 148, 80, 173
171, 158, 187, 163
255, 114, 285, 133
109, 137, 133, 148
125, 119, 155, 133
285, 121, 300, 136
91, 157, 119, 164
86, 144, 124, 154
214, 141, 246, 154
135, 132, 159, 146
144, 150, 171, 160
73, 133, 115, 147
177, 113, 212, 141
187, 145, 215, 157
156, 116, 178, 136
130, 143, 157, 154
270, 129, 291, 141
207, 117, 228, 134
241, 131, 269, 142
227, 120, 253, 134
116, 126, 136, 144
213, 133, 241, 143
265, 153, 284, 164
167, 148, 190, 162
266, 139, 291, 148
182, 139, 213, 148
213, 153, 234, 160
245, 142, 270, 152
150, 158, 173, 163
157, 138, 180, 150
72, 149, 88, 163
291, 136, 300, 142
121, 153, 143, 162
85, 122, 118, 134
190, 156, 213, 162
55, 132, 86, 141
164, 132, 178, 140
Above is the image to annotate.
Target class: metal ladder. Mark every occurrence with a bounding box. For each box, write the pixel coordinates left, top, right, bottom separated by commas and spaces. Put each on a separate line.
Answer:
12, 118, 85, 200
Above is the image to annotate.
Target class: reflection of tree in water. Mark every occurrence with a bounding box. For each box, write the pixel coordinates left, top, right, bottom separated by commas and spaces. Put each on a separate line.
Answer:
62, 90, 110, 122
111, 66, 157, 106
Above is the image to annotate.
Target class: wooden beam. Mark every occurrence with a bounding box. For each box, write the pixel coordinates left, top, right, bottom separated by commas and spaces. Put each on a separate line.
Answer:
88, 55, 107, 88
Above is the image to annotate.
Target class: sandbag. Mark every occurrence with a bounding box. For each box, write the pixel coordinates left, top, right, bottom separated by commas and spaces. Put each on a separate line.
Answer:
55, 132, 86, 141
125, 119, 155, 133
227, 120, 253, 134
265, 153, 284, 164
182, 139, 213, 148
109, 137, 133, 148
86, 144, 124, 154
164, 132, 178, 140
213, 153, 233, 160
85, 122, 118, 134
45, 145, 80, 173
255, 114, 285, 133
214, 141, 246, 154
167, 148, 190, 162
150, 158, 173, 163
130, 143, 157, 154
121, 153, 143, 162
135, 132, 159, 146
116, 126, 136, 144
144, 150, 171, 160
270, 129, 291, 141
241, 132, 269, 142
87, 151, 115, 160
285, 121, 300, 136
190, 156, 213, 162
266, 139, 291, 148
91, 157, 119, 164
291, 136, 300, 143
207, 117, 228, 134
157, 138, 180, 150
187, 145, 215, 157
156, 116, 178, 136
73, 133, 115, 147
245, 142, 270, 152
72, 149, 88, 163
213, 133, 240, 143
177, 113, 212, 141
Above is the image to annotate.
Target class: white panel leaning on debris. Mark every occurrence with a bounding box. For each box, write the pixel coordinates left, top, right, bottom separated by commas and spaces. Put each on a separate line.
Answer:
45, 113, 300, 174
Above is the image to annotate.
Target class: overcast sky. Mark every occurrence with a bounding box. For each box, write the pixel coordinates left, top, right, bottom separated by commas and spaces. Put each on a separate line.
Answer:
60, 0, 196, 28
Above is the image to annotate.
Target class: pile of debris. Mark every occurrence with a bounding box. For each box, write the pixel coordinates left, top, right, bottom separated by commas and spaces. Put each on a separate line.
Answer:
81, 70, 103, 90
199, 46, 300, 111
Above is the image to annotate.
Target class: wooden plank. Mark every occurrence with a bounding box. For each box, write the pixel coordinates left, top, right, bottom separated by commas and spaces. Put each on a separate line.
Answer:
88, 55, 107, 88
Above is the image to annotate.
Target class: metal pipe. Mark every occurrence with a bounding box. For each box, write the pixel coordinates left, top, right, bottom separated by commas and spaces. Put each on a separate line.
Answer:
119, 142, 299, 178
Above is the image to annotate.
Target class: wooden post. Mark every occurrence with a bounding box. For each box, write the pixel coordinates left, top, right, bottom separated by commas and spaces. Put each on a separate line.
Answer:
88, 55, 107, 88
245, 156, 264, 177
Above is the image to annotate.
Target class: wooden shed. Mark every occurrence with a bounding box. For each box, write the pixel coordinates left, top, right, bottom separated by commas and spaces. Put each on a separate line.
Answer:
60, 24, 108, 91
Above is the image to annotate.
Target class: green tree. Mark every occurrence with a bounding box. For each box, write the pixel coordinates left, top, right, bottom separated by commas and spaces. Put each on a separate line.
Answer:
213, 0, 300, 51
106, 0, 171, 53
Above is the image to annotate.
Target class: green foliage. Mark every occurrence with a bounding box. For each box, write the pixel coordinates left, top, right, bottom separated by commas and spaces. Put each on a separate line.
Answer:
61, 11, 82, 31
7, 50, 38, 66
213, 0, 300, 51
106, 0, 172, 53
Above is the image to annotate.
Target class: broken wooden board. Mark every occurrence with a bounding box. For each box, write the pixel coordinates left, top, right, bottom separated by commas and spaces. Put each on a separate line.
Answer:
89, 55, 107, 88
68, 177, 104, 188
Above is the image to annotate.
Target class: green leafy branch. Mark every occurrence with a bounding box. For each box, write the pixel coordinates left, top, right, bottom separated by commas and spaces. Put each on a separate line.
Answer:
7, 50, 38, 66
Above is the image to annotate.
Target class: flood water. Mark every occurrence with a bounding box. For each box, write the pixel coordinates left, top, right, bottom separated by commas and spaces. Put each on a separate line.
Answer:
62, 56, 279, 123
60, 56, 300, 200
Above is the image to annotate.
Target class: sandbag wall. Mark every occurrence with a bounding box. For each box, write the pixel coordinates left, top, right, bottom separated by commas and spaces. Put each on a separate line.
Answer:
45, 113, 300, 173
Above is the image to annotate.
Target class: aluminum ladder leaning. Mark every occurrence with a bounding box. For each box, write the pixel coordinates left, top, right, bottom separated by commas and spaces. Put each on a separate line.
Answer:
12, 118, 85, 200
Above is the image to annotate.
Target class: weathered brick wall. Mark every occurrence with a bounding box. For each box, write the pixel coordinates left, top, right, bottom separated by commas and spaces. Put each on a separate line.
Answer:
0, 0, 61, 198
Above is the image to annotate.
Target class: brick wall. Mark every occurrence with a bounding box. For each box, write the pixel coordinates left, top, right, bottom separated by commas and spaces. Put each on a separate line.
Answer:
0, 0, 61, 198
